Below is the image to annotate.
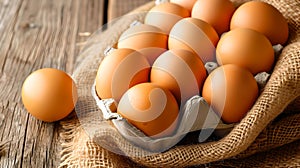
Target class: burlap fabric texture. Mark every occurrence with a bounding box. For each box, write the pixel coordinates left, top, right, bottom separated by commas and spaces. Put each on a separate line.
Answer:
59, 0, 300, 167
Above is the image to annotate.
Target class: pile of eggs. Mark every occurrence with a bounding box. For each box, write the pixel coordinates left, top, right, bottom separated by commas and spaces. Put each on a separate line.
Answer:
95, 0, 289, 138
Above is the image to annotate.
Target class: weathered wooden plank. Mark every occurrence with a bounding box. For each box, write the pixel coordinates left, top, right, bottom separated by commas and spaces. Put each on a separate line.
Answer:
108, 0, 151, 22
0, 0, 104, 167
74, 0, 108, 65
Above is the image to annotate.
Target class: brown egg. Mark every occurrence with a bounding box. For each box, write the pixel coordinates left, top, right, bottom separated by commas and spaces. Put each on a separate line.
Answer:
192, 0, 235, 35
216, 28, 274, 74
21, 68, 77, 122
95, 48, 150, 103
145, 2, 190, 34
151, 49, 207, 104
169, 18, 219, 63
118, 83, 179, 138
202, 64, 258, 124
137, 47, 167, 65
170, 0, 197, 11
230, 1, 289, 45
117, 24, 168, 64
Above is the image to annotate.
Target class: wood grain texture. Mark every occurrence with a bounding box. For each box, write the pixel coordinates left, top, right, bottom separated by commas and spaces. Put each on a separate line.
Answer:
108, 0, 152, 21
0, 0, 104, 167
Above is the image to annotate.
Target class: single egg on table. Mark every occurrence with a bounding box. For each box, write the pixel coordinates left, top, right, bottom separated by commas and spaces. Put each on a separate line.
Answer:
230, 1, 289, 45
21, 68, 78, 122
216, 28, 274, 75
169, 17, 219, 63
95, 48, 150, 105
202, 64, 259, 124
192, 0, 236, 35
151, 49, 207, 104
145, 2, 190, 34
117, 24, 168, 65
117, 83, 179, 139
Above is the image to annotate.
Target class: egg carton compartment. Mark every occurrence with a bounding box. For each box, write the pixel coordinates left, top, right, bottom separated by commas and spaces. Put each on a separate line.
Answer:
91, 78, 234, 152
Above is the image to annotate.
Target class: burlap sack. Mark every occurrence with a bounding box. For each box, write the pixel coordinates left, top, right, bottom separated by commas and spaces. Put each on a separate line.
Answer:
59, 0, 300, 167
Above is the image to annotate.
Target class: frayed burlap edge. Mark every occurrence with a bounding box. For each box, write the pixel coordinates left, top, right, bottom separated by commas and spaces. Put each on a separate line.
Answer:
209, 139, 300, 168
59, 116, 146, 168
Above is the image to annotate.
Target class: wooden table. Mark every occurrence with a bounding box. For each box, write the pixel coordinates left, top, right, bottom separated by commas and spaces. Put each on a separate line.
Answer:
0, 0, 150, 167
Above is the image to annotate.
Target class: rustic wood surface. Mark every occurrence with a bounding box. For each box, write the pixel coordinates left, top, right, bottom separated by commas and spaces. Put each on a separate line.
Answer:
0, 0, 150, 167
